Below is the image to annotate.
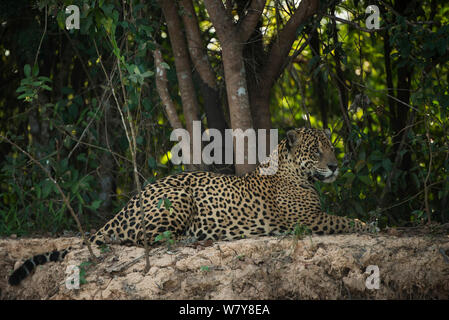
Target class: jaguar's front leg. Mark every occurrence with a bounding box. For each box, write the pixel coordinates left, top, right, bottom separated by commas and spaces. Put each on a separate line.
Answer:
303, 211, 372, 235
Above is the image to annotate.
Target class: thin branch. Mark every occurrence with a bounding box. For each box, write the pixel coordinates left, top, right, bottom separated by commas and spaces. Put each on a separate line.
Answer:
260, 0, 319, 91
379, 0, 440, 28
424, 117, 433, 224
67, 99, 105, 160
323, 13, 385, 33
93, 39, 132, 148
0, 135, 97, 262
288, 68, 311, 127
203, 0, 236, 43
34, 5, 48, 68
179, 0, 217, 90
385, 93, 420, 112
238, 0, 266, 43
352, 81, 420, 112
94, 37, 150, 272
153, 47, 183, 129
379, 180, 444, 214
119, 87, 149, 274
286, 34, 312, 66
377, 110, 416, 222
55, 124, 148, 182
114, 7, 151, 272
159, 0, 200, 136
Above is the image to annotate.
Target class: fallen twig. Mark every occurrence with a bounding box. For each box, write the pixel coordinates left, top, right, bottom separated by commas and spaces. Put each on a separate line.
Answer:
106, 254, 146, 273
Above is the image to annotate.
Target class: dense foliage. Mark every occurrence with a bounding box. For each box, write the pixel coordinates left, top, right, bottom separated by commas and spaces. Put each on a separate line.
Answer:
0, 0, 448, 236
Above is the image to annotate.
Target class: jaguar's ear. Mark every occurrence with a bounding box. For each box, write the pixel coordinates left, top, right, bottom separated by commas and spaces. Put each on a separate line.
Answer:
324, 128, 331, 140
286, 130, 299, 149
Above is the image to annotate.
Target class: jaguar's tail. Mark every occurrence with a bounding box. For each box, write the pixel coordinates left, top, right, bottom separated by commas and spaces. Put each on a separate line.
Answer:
8, 247, 71, 286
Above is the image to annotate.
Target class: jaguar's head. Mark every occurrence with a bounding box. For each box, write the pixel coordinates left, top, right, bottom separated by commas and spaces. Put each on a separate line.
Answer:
285, 128, 339, 183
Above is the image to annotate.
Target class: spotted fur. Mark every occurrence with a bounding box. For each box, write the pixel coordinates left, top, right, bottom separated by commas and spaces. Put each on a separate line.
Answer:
9, 128, 371, 286
8, 247, 71, 286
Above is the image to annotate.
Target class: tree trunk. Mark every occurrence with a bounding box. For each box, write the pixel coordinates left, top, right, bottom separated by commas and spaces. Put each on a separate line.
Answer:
179, 0, 228, 134
221, 43, 256, 175
251, 0, 319, 132
159, 0, 200, 151
204, 0, 256, 175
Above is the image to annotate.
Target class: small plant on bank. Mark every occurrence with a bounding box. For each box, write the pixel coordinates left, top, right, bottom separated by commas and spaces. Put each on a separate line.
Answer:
78, 261, 93, 285
200, 265, 210, 272
154, 230, 175, 250
292, 223, 312, 240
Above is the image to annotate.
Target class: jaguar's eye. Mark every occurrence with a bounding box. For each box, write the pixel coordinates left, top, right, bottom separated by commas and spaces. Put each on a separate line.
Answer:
315, 145, 323, 157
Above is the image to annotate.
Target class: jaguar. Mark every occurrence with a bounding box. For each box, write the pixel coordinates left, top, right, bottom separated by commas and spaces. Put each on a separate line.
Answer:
8, 127, 372, 286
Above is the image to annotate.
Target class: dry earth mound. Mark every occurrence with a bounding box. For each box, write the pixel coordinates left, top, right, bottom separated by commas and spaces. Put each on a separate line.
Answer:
1, 232, 449, 299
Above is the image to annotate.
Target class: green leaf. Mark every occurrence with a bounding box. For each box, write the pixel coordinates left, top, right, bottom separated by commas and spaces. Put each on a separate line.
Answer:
62, 87, 74, 94
369, 150, 384, 161
57, 10, 66, 29
160, 62, 170, 70
410, 173, 420, 189
20, 78, 33, 85
24, 64, 31, 77
42, 179, 54, 198
37, 76, 51, 82
141, 71, 154, 78
163, 198, 172, 210
308, 55, 320, 70
372, 162, 382, 173
77, 153, 87, 163
148, 157, 157, 169
163, 230, 171, 238
354, 160, 366, 173
68, 104, 79, 119
353, 201, 364, 215
358, 149, 366, 161
358, 175, 371, 186
90, 200, 102, 210
439, 95, 449, 108
32, 64, 39, 77
17, 93, 32, 100
382, 158, 392, 171
60, 158, 69, 172
140, 25, 153, 36
35, 184, 41, 199
143, 98, 152, 112
341, 171, 355, 179
154, 233, 165, 242
157, 198, 163, 209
